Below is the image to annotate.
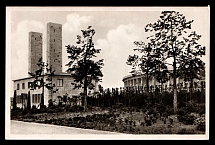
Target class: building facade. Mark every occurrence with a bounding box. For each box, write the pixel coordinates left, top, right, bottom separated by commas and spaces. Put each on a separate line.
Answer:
122, 72, 205, 92
13, 22, 99, 109
13, 74, 98, 108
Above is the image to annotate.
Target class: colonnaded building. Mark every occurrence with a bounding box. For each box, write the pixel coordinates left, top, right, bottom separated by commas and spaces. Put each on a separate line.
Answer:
12, 22, 99, 109
122, 71, 205, 92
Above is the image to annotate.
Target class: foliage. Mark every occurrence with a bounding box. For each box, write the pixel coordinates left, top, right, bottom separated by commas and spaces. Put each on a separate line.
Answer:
182, 114, 196, 125
28, 57, 55, 106
46, 105, 63, 113
66, 105, 84, 112
195, 116, 205, 131
48, 99, 54, 108
27, 91, 31, 109
178, 57, 205, 83
28, 57, 55, 90
177, 127, 195, 134
143, 11, 206, 112
127, 41, 168, 93
66, 26, 104, 111
12, 90, 17, 110
11, 107, 22, 119
21, 108, 31, 115
11, 103, 206, 134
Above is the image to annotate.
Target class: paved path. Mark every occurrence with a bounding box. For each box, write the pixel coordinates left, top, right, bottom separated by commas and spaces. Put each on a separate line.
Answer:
10, 120, 125, 135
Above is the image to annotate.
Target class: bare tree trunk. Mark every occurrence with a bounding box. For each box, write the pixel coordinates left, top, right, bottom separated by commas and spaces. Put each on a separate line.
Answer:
146, 72, 149, 94
173, 58, 177, 113
84, 75, 88, 112
190, 80, 193, 104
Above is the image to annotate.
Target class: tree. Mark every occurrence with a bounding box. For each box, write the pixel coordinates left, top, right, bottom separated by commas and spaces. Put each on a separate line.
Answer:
127, 41, 167, 94
155, 67, 169, 92
66, 26, 104, 111
178, 57, 205, 103
13, 90, 17, 110
145, 11, 205, 112
28, 57, 55, 108
27, 91, 31, 109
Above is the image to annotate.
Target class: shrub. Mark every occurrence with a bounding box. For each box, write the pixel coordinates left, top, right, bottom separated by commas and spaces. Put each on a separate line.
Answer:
48, 105, 57, 109
195, 116, 205, 132
195, 103, 205, 115
166, 107, 174, 116
155, 103, 166, 114
47, 106, 64, 113
148, 108, 157, 116
182, 114, 195, 125
81, 122, 94, 129
11, 108, 22, 119
48, 99, 54, 108
177, 128, 195, 134
21, 108, 31, 115
30, 109, 37, 114
39, 106, 47, 113
30, 105, 38, 114
177, 108, 186, 116
196, 121, 205, 132
69, 105, 84, 112
169, 117, 173, 124
86, 115, 93, 122
145, 118, 152, 126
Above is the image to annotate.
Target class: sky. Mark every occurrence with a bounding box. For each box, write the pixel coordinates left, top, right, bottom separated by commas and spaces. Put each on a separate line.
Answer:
6, 6, 210, 98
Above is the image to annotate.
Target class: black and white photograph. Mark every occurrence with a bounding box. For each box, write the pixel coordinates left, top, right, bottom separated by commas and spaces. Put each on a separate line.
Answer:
5, 6, 210, 140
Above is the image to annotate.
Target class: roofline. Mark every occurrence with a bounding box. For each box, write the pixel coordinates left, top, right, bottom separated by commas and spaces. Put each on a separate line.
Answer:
53, 73, 71, 76
122, 74, 144, 82
12, 76, 34, 81
29, 31, 42, 34
13, 73, 72, 81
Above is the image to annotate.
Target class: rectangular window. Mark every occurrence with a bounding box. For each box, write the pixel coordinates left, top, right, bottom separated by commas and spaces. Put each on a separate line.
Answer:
35, 94, 38, 103
32, 94, 42, 103
38, 94, 41, 103
57, 79, 63, 87
17, 84, 19, 90
22, 83, 25, 89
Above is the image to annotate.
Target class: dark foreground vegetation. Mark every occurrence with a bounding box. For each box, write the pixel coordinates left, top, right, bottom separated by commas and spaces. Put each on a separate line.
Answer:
11, 91, 205, 134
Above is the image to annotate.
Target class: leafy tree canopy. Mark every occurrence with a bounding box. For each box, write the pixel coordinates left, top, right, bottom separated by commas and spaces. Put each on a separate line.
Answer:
66, 26, 104, 90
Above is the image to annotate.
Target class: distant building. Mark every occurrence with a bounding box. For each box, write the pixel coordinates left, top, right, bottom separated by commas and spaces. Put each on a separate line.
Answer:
122, 71, 205, 92
13, 22, 99, 109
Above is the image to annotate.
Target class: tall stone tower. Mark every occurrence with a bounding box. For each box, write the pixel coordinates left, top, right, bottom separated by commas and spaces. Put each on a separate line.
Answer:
47, 22, 62, 74
28, 32, 43, 74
